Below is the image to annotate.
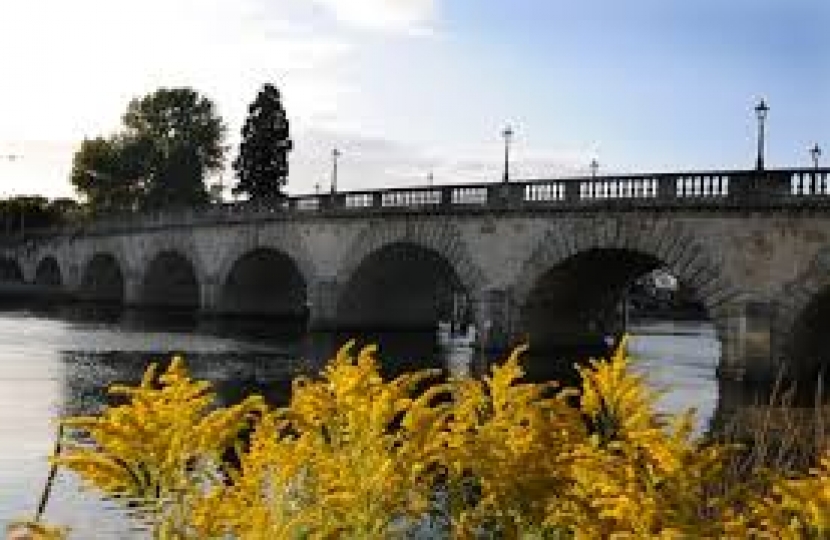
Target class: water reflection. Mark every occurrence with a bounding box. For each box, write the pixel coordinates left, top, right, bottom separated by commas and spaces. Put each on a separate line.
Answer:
0, 309, 737, 538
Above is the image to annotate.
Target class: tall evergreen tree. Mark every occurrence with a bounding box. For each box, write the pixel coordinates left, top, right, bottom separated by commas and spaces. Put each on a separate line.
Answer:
233, 83, 292, 201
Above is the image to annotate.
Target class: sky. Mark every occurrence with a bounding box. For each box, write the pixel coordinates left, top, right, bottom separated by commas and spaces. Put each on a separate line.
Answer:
0, 0, 828, 199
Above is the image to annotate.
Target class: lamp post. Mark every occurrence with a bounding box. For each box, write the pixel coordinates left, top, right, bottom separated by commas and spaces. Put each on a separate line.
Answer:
754, 99, 769, 171
810, 143, 822, 170
590, 158, 599, 179
427, 171, 434, 187
501, 125, 514, 183
330, 148, 341, 194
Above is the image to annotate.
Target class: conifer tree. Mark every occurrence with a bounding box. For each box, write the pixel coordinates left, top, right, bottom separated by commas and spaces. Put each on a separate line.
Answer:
233, 83, 293, 201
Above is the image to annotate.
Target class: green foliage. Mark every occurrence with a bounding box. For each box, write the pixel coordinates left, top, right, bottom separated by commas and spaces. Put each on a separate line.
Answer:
124, 88, 226, 208
232, 83, 292, 201
69, 136, 149, 214
70, 87, 227, 213
0, 196, 80, 236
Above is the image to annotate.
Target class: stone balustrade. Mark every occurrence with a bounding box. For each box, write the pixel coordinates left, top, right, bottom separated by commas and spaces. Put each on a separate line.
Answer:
18, 167, 830, 239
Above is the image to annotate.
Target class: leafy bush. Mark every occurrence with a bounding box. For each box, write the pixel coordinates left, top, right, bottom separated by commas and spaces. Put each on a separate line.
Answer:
50, 339, 830, 539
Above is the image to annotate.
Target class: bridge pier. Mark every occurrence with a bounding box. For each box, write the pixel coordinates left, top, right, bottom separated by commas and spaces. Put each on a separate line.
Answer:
719, 301, 778, 382
473, 288, 516, 352
122, 270, 143, 307
307, 278, 339, 330
200, 274, 222, 314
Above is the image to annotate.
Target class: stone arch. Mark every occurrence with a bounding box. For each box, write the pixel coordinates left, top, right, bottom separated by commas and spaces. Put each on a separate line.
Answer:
218, 247, 308, 318
139, 249, 201, 309
34, 256, 62, 288
79, 252, 126, 303
213, 232, 316, 293
335, 220, 486, 329
776, 246, 830, 372
513, 217, 739, 349
337, 219, 486, 295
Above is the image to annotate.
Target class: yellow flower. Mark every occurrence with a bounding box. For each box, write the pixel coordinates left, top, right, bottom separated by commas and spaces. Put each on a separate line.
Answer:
46, 339, 830, 538
5, 521, 67, 540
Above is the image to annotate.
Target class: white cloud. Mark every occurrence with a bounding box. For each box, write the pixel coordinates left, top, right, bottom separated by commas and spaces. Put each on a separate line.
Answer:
5, 0, 587, 202
309, 0, 437, 34
0, 0, 356, 197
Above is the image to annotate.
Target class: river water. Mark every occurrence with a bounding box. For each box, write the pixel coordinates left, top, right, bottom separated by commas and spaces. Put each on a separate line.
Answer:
0, 309, 720, 538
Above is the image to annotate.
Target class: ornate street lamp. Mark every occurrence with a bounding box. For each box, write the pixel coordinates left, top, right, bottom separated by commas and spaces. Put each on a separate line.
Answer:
330, 148, 341, 194
810, 143, 822, 170
501, 125, 514, 183
754, 99, 769, 171
590, 158, 599, 179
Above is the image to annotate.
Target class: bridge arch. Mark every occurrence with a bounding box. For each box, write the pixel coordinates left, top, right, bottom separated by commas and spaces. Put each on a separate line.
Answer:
139, 250, 201, 310
335, 221, 486, 329
34, 256, 62, 288
514, 217, 738, 350
80, 252, 126, 303
213, 232, 316, 292
218, 247, 308, 318
776, 247, 830, 376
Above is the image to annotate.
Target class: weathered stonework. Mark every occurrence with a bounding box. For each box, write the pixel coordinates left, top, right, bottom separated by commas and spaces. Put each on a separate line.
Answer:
6, 207, 830, 381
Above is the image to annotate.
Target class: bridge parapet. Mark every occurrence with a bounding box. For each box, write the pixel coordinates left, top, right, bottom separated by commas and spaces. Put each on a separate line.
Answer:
17, 167, 830, 240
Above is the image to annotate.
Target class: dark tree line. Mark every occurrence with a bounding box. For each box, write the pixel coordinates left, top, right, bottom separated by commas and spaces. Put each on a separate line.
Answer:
0, 196, 81, 237
70, 83, 292, 216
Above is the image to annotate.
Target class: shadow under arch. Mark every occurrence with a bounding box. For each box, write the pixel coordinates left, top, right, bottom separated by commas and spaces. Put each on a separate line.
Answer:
514, 217, 736, 356
139, 250, 200, 310
518, 247, 719, 380
774, 246, 830, 382
0, 257, 23, 283
80, 253, 125, 304
218, 247, 308, 320
784, 286, 830, 381
336, 241, 467, 330
34, 256, 62, 288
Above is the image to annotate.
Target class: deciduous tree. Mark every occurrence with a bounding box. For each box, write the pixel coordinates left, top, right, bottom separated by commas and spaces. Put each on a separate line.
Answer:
124, 87, 226, 208
69, 87, 226, 213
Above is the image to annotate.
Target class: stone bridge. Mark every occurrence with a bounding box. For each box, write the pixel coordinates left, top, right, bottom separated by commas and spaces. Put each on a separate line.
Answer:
4, 167, 830, 381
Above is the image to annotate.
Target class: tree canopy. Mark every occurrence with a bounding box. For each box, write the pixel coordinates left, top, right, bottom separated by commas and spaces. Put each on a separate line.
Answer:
232, 83, 292, 201
70, 88, 226, 213
0, 196, 81, 237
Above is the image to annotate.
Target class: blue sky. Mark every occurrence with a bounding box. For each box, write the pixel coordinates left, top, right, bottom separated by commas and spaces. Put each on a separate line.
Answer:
0, 0, 827, 198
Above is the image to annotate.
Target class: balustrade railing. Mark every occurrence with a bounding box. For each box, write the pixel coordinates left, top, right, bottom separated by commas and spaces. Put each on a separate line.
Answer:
675, 174, 730, 198
525, 182, 566, 202
380, 189, 441, 208
295, 197, 320, 211
791, 171, 830, 196
17, 167, 830, 239
579, 177, 659, 200
451, 186, 489, 205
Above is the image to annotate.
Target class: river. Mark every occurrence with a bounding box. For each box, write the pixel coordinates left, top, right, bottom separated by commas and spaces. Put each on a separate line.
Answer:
0, 308, 719, 538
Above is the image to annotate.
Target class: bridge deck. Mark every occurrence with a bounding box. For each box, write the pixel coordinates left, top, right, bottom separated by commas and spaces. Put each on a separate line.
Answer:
11, 167, 830, 239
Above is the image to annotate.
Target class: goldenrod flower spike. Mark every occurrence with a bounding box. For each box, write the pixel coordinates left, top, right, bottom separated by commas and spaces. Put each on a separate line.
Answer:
49, 339, 830, 538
